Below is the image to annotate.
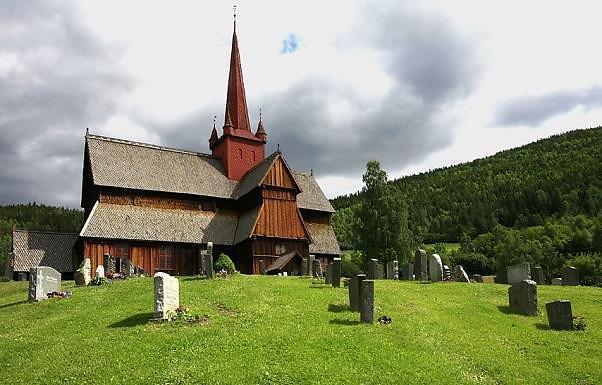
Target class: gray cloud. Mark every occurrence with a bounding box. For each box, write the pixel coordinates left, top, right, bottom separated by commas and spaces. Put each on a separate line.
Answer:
253, 1, 481, 176
492, 86, 602, 127
0, 0, 133, 207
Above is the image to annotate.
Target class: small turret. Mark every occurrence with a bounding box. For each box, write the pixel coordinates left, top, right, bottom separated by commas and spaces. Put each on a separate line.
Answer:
255, 110, 267, 143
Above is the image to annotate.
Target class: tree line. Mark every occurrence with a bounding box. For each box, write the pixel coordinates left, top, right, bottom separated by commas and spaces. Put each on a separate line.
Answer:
332, 127, 602, 281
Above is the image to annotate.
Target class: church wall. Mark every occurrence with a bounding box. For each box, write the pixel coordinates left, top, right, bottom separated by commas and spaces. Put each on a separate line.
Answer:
212, 135, 265, 181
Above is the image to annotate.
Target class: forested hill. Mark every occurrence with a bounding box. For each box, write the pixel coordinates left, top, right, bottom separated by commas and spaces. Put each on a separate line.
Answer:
332, 126, 602, 243
0, 204, 83, 275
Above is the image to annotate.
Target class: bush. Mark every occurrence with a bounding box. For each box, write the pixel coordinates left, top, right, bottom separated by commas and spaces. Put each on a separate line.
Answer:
90, 276, 110, 286
214, 253, 235, 274
450, 251, 496, 275
565, 252, 601, 284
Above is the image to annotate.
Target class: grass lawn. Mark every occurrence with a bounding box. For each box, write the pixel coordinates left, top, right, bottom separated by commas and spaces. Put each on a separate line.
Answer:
0, 276, 600, 385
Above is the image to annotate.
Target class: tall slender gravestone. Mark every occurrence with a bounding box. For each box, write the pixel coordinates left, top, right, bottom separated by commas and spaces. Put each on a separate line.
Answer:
301, 258, 309, 276
202, 242, 214, 278
376, 262, 384, 279
414, 249, 428, 281
312, 259, 322, 278
325, 263, 333, 284
360, 279, 375, 323
349, 274, 366, 311
332, 258, 342, 287
546, 300, 573, 330
258, 259, 266, 275
74, 258, 91, 286
367, 259, 378, 280
508, 280, 538, 316
531, 266, 545, 285
507, 263, 531, 285
308, 255, 315, 277
561, 266, 579, 286
400, 263, 414, 280
29, 266, 61, 302
153, 272, 179, 320
385, 260, 398, 279
429, 254, 443, 282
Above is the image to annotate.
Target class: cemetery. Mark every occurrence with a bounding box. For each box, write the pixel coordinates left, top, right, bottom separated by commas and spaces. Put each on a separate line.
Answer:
1, 258, 600, 385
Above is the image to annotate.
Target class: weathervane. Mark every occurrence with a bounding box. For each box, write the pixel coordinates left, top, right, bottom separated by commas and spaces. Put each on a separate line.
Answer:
213, 115, 217, 129
233, 5, 237, 29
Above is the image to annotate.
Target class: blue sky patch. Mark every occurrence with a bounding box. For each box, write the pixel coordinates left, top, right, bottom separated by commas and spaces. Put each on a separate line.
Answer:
280, 33, 299, 54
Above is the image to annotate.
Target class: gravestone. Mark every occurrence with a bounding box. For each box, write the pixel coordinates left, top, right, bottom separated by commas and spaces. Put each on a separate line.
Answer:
414, 249, 428, 281
545, 300, 573, 330
367, 259, 377, 280
308, 255, 315, 277
28, 266, 61, 302
325, 263, 332, 284
551, 277, 562, 286
74, 258, 91, 286
312, 259, 322, 278
508, 280, 538, 316
95, 265, 105, 278
429, 254, 443, 282
202, 252, 214, 279
258, 259, 266, 275
400, 263, 414, 280
375, 262, 384, 280
507, 263, 531, 285
385, 260, 398, 279
207, 242, 213, 257
360, 279, 375, 323
103, 253, 115, 274
495, 268, 508, 284
301, 258, 309, 276
453, 265, 470, 283
442, 265, 451, 280
332, 258, 342, 288
482, 275, 496, 284
349, 274, 366, 312
561, 266, 579, 286
531, 266, 545, 285
473, 274, 483, 283
153, 272, 179, 320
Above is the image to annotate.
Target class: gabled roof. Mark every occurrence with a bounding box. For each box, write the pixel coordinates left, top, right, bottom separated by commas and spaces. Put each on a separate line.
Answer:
294, 172, 335, 213
306, 222, 341, 255
86, 135, 238, 199
80, 202, 238, 245
11, 230, 78, 272
85, 134, 334, 213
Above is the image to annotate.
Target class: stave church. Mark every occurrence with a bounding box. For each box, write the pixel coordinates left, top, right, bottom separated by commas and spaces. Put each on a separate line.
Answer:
75, 21, 340, 276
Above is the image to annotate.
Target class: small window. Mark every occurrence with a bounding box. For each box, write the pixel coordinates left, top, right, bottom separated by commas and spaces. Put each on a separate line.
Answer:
157, 246, 174, 272
239, 148, 243, 159
252, 150, 256, 162
275, 244, 287, 255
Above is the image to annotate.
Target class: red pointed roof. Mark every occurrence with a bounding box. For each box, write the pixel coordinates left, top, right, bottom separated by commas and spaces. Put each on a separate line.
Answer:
224, 28, 251, 133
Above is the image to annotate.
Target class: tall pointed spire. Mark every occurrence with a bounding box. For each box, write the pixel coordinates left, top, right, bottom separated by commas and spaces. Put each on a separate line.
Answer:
224, 7, 251, 133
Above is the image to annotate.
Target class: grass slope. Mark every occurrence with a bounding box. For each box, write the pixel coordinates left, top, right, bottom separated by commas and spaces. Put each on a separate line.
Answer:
0, 276, 600, 385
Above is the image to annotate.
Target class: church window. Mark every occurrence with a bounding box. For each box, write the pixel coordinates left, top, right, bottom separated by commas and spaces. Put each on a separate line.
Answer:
157, 246, 174, 272
239, 148, 243, 159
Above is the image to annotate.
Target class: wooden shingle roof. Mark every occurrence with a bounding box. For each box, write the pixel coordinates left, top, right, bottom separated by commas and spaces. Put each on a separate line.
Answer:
306, 223, 341, 255
294, 172, 335, 213
11, 230, 78, 272
80, 202, 238, 245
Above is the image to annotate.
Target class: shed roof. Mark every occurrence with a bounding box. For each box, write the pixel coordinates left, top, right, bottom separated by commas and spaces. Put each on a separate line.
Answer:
264, 250, 303, 273
11, 230, 78, 272
306, 223, 341, 255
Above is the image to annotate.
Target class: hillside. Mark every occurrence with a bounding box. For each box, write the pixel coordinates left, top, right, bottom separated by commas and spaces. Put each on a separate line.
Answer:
0, 276, 600, 384
332, 127, 602, 243
0, 204, 83, 275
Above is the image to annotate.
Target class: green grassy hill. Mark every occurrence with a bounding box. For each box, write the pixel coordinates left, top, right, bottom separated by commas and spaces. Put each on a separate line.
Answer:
0, 276, 599, 385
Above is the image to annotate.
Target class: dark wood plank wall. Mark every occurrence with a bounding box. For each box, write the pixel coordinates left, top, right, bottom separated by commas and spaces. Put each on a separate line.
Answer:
263, 157, 297, 189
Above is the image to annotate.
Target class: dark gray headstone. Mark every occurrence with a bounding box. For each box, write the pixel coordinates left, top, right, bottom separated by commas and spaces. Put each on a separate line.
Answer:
546, 300, 573, 330
508, 279, 538, 316
414, 249, 428, 281
531, 266, 545, 285
400, 263, 414, 280
385, 260, 398, 279
258, 259, 266, 275
429, 254, 443, 282
453, 265, 470, 283
360, 279, 375, 323
301, 258, 309, 276
507, 262, 531, 285
367, 259, 378, 280
375, 262, 384, 280
561, 266, 579, 286
473, 274, 483, 283
349, 274, 366, 312
202, 252, 214, 279
312, 259, 322, 278
332, 258, 342, 288
325, 263, 333, 284
28, 266, 61, 302
308, 255, 315, 277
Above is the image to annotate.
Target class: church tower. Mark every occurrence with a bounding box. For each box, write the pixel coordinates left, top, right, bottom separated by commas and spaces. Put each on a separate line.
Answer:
210, 17, 266, 181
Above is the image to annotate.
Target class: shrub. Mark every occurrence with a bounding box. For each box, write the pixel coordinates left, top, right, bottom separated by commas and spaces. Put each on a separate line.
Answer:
450, 251, 496, 275
214, 253, 235, 274
90, 276, 110, 286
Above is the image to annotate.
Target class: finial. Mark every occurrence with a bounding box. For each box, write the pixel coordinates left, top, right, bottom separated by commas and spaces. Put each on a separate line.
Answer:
213, 115, 217, 129
86, 127, 89, 135
310, 169, 313, 176
277, 143, 280, 152
259, 106, 262, 121
233, 5, 237, 31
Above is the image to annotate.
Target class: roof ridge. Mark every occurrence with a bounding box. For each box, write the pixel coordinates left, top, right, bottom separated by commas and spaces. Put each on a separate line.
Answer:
87, 134, 215, 158
13, 229, 79, 236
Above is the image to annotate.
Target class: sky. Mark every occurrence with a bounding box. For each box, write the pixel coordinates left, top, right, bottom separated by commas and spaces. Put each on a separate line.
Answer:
1, 0, 601, 208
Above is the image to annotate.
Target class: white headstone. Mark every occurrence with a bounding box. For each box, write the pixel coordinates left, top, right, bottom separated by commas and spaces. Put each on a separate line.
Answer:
153, 272, 179, 320
429, 254, 443, 282
95, 265, 105, 278
75, 258, 92, 286
28, 266, 61, 302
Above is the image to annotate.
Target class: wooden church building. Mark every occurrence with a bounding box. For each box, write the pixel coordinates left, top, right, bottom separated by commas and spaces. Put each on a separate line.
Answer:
78, 22, 340, 276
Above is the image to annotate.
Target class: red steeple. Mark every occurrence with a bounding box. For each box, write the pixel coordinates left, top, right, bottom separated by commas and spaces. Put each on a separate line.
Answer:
210, 14, 267, 180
